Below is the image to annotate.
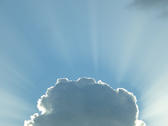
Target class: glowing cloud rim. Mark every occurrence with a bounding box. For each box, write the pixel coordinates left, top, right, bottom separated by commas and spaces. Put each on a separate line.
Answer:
24, 78, 146, 126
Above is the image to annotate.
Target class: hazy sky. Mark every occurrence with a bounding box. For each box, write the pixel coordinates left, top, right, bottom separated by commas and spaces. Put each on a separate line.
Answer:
0, 0, 168, 126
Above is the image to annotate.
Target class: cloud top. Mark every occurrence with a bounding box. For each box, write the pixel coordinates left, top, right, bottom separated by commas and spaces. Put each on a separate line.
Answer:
24, 78, 145, 126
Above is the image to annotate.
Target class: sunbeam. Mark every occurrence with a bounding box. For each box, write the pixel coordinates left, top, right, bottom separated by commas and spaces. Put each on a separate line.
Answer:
88, 0, 100, 72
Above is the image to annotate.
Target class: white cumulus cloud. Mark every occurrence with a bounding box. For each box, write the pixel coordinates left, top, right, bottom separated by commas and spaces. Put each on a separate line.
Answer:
24, 78, 145, 126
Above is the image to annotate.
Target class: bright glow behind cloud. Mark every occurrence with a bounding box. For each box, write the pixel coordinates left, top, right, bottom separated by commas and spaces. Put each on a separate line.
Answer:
0, 90, 33, 126
141, 72, 168, 126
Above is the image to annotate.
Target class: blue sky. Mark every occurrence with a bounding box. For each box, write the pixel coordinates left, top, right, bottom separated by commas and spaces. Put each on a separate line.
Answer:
0, 0, 168, 126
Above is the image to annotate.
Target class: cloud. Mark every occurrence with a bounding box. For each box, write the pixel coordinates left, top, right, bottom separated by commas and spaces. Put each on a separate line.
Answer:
24, 78, 145, 126
133, 0, 168, 7
131, 0, 168, 16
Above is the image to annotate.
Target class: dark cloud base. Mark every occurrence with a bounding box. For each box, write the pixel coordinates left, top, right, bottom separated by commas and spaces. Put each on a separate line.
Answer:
131, 0, 168, 16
